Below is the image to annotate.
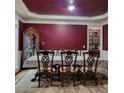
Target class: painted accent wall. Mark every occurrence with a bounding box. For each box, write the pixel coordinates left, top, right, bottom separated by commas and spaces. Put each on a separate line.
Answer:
103, 24, 108, 50
19, 23, 87, 50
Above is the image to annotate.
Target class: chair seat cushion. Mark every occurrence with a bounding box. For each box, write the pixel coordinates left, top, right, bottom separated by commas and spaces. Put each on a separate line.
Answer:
39, 67, 55, 72
80, 67, 96, 72
59, 66, 78, 73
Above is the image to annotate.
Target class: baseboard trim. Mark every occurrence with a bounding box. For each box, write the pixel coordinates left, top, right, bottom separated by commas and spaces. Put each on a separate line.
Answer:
15, 67, 20, 74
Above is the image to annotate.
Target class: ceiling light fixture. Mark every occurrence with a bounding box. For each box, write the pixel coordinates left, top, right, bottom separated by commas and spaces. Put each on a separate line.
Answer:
68, 4, 75, 11
70, 0, 74, 4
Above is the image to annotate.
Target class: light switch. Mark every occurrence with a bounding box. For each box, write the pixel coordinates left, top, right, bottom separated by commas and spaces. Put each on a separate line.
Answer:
42, 41, 44, 45
83, 45, 85, 48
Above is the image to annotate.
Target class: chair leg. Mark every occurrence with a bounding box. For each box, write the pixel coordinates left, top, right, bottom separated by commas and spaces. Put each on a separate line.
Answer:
60, 74, 64, 87
95, 77, 98, 86
73, 80, 76, 86
38, 75, 40, 87
73, 76, 76, 86
83, 79, 86, 86
83, 74, 86, 86
51, 76, 53, 86
61, 78, 64, 87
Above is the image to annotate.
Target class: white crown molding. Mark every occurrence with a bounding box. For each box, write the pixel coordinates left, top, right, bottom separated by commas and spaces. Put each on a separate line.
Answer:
23, 19, 104, 26
16, 0, 108, 24
102, 18, 108, 25
15, 0, 29, 18
28, 12, 91, 20
15, 12, 24, 23
26, 12, 107, 21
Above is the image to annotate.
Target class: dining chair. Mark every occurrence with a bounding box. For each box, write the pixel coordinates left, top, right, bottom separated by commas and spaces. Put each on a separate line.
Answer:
83, 51, 99, 86
60, 50, 78, 87
36, 50, 55, 87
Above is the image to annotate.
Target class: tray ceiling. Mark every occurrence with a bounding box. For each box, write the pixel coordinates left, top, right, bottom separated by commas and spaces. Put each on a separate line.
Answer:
23, 0, 108, 17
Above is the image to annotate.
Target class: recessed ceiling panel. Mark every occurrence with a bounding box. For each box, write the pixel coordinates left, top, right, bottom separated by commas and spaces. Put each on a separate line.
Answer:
23, 0, 108, 17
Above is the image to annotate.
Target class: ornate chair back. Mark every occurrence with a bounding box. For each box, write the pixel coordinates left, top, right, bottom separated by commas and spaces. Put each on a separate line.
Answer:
37, 50, 54, 72
83, 52, 99, 73
61, 51, 78, 72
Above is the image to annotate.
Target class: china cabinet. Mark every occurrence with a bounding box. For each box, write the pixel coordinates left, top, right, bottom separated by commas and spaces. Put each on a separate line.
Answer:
23, 27, 40, 60
89, 29, 100, 50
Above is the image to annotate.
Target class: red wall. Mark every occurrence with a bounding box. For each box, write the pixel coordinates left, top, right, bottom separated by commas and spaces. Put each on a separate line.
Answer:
103, 24, 108, 50
19, 23, 87, 50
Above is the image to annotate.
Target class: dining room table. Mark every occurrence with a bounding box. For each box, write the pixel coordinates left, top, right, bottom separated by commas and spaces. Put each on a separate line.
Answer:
23, 53, 84, 68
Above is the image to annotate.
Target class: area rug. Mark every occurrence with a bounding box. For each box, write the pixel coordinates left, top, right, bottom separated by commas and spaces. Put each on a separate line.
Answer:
15, 69, 108, 93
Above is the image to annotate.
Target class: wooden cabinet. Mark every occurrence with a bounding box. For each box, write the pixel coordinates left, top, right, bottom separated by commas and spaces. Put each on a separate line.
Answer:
23, 27, 40, 60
